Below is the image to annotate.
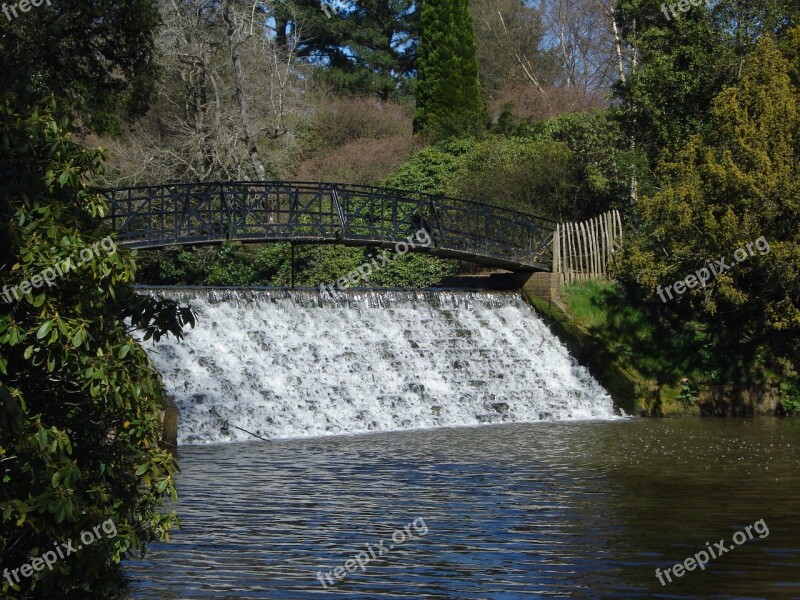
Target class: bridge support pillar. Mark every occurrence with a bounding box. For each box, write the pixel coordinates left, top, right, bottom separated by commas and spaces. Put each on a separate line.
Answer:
158, 394, 178, 453
522, 272, 563, 303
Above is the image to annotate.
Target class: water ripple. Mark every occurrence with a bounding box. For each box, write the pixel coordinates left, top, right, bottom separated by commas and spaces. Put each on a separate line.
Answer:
125, 419, 800, 599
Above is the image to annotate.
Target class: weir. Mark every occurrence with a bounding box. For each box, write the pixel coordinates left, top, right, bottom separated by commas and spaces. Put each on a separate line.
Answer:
141, 288, 617, 445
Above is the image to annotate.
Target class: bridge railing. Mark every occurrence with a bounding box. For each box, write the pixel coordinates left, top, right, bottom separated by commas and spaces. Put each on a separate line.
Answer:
97, 181, 556, 270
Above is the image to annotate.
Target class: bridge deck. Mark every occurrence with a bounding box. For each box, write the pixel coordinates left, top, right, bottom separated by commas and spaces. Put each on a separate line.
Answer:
98, 181, 556, 272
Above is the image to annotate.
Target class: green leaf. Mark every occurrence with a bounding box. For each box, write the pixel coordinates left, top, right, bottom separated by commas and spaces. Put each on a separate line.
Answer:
135, 464, 149, 476
36, 320, 53, 339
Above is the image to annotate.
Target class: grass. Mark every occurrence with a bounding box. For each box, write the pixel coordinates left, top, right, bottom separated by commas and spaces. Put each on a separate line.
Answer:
554, 279, 794, 414
560, 280, 695, 384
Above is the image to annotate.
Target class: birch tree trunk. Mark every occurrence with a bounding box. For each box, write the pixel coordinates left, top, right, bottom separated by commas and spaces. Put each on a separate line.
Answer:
223, 1, 267, 181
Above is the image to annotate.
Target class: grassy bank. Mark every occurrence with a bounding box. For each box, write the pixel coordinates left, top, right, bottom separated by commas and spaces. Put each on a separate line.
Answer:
527, 280, 793, 416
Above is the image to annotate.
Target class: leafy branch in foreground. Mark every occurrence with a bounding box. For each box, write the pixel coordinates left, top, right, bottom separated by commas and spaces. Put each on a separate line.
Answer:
0, 97, 195, 598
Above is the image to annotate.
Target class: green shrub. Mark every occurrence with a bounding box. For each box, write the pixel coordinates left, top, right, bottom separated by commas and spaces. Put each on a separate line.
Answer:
1, 99, 193, 597
676, 380, 699, 409
779, 381, 800, 413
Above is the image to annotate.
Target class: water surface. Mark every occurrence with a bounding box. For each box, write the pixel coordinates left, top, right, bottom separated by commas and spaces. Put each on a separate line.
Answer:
125, 418, 800, 598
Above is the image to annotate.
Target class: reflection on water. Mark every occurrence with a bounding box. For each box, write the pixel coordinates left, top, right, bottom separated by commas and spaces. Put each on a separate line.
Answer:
125, 418, 800, 599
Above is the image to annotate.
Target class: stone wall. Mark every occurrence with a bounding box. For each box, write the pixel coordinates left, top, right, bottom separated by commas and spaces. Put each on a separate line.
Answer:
521, 272, 563, 303
697, 385, 782, 416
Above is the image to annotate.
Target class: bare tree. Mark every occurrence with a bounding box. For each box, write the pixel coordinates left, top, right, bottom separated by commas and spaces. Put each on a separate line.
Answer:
541, 0, 622, 93
222, 0, 267, 180
471, 0, 624, 119
471, 0, 557, 98
103, 0, 307, 185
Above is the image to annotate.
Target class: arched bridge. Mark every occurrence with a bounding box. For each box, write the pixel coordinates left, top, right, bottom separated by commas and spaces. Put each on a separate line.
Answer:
99, 181, 557, 272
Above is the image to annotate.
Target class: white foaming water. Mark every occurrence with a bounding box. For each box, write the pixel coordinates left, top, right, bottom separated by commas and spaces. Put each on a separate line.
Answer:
139, 289, 617, 444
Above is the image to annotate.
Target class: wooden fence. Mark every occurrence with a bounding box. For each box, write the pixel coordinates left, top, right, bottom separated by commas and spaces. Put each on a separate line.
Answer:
552, 210, 623, 282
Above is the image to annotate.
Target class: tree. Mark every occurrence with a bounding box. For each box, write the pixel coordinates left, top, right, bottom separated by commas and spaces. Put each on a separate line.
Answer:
0, 0, 161, 133
104, 0, 308, 183
614, 0, 799, 167
0, 97, 196, 596
616, 33, 800, 376
0, 3, 195, 594
414, 0, 486, 138
286, 0, 418, 99
524, 110, 642, 218
470, 0, 558, 97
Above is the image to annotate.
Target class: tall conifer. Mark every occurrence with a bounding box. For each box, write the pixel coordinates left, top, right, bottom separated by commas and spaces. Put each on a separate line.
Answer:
414, 0, 485, 138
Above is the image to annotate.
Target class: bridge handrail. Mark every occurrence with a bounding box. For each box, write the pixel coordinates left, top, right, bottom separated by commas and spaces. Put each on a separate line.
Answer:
96, 180, 556, 271
93, 180, 559, 230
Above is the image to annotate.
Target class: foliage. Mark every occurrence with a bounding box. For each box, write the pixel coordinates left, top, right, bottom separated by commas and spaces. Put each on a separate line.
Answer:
525, 111, 649, 216
134, 239, 460, 290
614, 0, 799, 167
0, 0, 160, 134
779, 381, 800, 413
676, 379, 699, 409
383, 138, 477, 194
0, 99, 194, 597
282, 0, 418, 99
615, 33, 800, 378
614, 0, 732, 165
359, 252, 459, 288
414, 0, 486, 138
384, 114, 635, 221
449, 137, 581, 220
779, 381, 800, 410
560, 280, 772, 387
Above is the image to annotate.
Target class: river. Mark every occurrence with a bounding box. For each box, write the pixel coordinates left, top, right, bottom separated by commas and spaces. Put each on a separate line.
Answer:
124, 417, 800, 598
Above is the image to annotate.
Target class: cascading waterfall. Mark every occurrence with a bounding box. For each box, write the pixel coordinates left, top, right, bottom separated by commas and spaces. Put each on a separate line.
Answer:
139, 288, 618, 444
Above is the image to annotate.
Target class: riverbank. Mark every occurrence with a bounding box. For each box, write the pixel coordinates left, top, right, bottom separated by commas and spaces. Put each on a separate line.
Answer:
522, 279, 788, 417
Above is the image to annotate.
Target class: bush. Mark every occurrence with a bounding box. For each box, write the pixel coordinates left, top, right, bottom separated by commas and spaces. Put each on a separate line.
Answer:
383, 138, 477, 194
300, 97, 412, 153
294, 135, 417, 185
449, 136, 580, 219
384, 134, 586, 221
0, 99, 193, 597
779, 381, 800, 414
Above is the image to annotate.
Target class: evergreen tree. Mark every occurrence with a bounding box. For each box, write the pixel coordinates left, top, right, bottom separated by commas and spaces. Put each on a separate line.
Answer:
286, 0, 418, 99
414, 0, 486, 139
0, 98, 195, 597
617, 33, 800, 372
614, 0, 799, 167
0, 0, 160, 133
0, 2, 193, 595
